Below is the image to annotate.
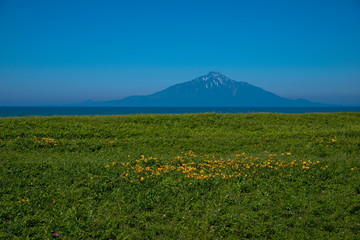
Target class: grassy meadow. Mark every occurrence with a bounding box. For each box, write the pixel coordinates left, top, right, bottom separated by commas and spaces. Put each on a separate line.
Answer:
1, 113, 360, 239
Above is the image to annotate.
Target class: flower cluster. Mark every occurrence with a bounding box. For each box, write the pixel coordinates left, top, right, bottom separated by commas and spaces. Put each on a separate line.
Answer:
33, 136, 57, 147
103, 151, 326, 184
104, 139, 114, 147
307, 137, 338, 148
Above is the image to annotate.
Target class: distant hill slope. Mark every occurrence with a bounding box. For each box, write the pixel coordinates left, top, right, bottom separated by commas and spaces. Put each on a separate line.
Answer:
78, 72, 330, 107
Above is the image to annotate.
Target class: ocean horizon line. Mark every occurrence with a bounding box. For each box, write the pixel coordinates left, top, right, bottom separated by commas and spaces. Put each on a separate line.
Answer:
1, 106, 359, 118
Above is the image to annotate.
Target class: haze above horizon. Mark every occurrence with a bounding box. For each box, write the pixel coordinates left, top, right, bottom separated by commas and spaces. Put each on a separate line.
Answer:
1, 0, 360, 106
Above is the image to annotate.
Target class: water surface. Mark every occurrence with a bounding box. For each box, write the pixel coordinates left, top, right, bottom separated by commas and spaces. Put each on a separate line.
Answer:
0, 107, 359, 117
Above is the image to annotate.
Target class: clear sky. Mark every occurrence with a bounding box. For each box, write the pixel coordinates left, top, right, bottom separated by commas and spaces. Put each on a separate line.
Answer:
1, 0, 360, 106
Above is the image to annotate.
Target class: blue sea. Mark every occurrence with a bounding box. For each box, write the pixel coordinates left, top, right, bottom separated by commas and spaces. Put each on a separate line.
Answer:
0, 106, 359, 117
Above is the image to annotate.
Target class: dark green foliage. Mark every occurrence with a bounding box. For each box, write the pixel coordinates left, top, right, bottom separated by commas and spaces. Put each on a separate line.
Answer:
0, 113, 359, 239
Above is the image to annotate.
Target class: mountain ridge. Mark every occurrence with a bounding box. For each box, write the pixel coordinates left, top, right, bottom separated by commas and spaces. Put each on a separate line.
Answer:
75, 72, 331, 107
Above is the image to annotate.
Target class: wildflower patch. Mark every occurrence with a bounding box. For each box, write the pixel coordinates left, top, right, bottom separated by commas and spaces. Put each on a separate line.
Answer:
102, 151, 325, 184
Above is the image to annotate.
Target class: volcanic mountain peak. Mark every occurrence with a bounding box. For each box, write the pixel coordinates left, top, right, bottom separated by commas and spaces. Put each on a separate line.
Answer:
204, 71, 223, 79
77, 71, 328, 107
193, 71, 238, 88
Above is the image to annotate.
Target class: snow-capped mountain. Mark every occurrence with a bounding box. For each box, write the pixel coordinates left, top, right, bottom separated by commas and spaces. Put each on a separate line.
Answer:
79, 72, 326, 107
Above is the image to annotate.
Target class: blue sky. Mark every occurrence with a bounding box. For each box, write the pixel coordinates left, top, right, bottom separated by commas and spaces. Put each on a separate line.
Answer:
0, 0, 360, 106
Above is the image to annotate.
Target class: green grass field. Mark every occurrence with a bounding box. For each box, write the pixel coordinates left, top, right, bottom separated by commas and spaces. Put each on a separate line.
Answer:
1, 113, 360, 239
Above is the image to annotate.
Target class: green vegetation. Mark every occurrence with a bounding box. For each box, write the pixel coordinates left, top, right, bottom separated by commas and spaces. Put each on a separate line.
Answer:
1, 113, 360, 239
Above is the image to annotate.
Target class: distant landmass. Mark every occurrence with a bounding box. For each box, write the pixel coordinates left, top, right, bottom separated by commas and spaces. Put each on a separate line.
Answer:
76, 72, 331, 107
